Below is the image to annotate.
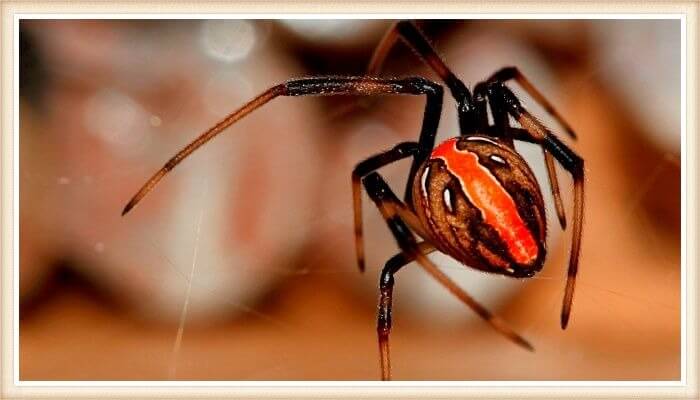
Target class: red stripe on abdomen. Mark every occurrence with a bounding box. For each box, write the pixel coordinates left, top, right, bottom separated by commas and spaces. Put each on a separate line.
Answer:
431, 138, 538, 265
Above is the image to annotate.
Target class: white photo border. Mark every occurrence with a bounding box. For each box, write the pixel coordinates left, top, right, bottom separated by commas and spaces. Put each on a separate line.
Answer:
2, 2, 697, 399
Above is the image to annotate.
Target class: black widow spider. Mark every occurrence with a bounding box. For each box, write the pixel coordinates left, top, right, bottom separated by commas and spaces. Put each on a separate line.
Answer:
122, 21, 585, 381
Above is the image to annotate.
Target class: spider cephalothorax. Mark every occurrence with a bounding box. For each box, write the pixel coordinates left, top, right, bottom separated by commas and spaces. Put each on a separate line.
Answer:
412, 135, 547, 278
122, 20, 584, 381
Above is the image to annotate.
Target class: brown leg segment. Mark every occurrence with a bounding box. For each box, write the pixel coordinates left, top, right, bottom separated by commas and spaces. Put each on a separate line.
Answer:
121, 86, 284, 215
367, 21, 401, 76
544, 151, 568, 229
560, 176, 584, 328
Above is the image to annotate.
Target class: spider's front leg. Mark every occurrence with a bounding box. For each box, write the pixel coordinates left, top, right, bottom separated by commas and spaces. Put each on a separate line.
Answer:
351, 80, 443, 272
361, 172, 533, 381
122, 76, 443, 217
368, 21, 478, 135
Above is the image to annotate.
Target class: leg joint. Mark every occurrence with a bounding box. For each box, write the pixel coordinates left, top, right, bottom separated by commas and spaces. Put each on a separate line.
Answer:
488, 66, 518, 82
352, 142, 419, 180
362, 172, 391, 201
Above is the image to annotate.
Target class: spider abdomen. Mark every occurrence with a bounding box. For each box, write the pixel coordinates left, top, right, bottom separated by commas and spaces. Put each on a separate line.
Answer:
412, 136, 547, 277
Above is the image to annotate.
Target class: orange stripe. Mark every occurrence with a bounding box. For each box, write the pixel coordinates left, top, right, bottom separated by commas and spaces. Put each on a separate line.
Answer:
431, 138, 538, 264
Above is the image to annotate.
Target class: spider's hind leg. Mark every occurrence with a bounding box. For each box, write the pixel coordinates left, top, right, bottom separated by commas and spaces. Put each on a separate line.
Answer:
487, 67, 580, 228
476, 78, 567, 228
362, 171, 534, 380
487, 82, 585, 329
375, 243, 436, 381
488, 66, 577, 139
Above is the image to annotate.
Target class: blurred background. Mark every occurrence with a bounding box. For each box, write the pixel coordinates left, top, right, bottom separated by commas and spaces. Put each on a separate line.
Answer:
19, 19, 680, 380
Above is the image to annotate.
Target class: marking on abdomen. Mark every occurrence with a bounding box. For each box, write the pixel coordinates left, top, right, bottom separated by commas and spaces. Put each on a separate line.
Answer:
431, 138, 538, 265
490, 154, 506, 165
420, 167, 430, 200
442, 188, 453, 212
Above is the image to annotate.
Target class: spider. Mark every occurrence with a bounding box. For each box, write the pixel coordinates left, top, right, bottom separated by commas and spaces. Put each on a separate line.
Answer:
122, 21, 584, 381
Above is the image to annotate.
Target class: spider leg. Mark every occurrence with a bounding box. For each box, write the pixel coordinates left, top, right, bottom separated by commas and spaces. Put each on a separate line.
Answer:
473, 89, 490, 132
488, 83, 585, 329
476, 81, 565, 228
488, 68, 575, 228
368, 21, 479, 135
352, 142, 432, 272
363, 171, 534, 380
368, 21, 463, 95
488, 66, 577, 139
395, 78, 443, 207
473, 82, 512, 145
542, 149, 568, 229
477, 80, 567, 230
367, 21, 401, 75
122, 76, 443, 216
376, 242, 436, 381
